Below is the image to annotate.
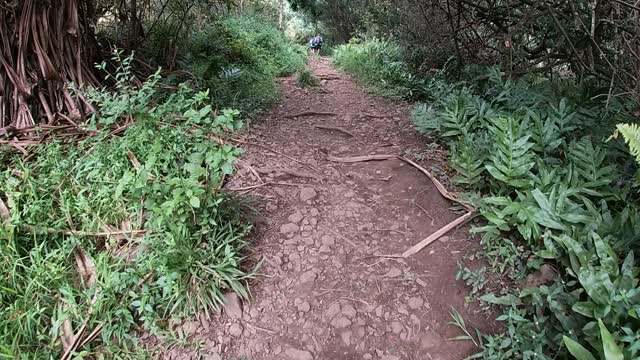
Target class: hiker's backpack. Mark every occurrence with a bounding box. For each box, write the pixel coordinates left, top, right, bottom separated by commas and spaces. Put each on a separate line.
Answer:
311, 36, 321, 47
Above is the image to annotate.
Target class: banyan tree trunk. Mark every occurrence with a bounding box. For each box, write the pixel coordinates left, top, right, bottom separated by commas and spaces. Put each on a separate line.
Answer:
0, 0, 99, 129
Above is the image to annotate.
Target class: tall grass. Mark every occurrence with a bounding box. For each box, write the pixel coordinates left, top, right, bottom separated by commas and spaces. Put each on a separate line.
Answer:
333, 38, 452, 100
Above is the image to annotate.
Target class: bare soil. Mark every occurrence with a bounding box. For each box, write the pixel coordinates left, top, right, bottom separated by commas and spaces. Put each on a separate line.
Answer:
164, 57, 495, 360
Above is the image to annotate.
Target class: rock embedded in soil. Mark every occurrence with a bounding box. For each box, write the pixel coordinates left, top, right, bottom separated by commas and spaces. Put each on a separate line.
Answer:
407, 296, 424, 310
288, 211, 304, 223
341, 304, 357, 318
384, 268, 402, 278
222, 292, 243, 320
391, 321, 403, 334
300, 188, 318, 201
285, 348, 314, 360
300, 270, 317, 283
331, 316, 352, 329
280, 223, 300, 234
321, 234, 335, 245
228, 323, 244, 337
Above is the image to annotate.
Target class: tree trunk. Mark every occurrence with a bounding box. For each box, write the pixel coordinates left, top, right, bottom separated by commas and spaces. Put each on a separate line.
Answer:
0, 0, 98, 129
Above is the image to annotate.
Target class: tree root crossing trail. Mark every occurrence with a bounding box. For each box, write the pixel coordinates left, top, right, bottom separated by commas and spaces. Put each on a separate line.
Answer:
165, 57, 494, 360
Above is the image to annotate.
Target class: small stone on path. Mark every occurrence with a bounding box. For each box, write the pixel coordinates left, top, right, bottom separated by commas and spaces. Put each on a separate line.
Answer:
408, 297, 424, 310
280, 223, 300, 234
229, 323, 244, 337
288, 211, 304, 223
223, 292, 243, 320
300, 188, 317, 201
331, 316, 352, 329
385, 268, 402, 278
285, 348, 314, 360
300, 270, 317, 283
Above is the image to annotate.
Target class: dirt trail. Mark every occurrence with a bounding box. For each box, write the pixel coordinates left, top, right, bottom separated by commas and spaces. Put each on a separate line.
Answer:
167, 57, 494, 360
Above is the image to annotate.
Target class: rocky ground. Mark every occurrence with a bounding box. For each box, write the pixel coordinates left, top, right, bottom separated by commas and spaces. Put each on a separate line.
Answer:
162, 57, 495, 360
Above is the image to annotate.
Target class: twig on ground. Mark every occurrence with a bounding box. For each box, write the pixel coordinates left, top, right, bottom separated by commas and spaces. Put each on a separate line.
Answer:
326, 154, 396, 163
257, 167, 322, 181
366, 228, 409, 235
314, 125, 356, 137
326, 228, 358, 248
362, 113, 393, 119
245, 322, 277, 335
232, 138, 321, 173
398, 156, 474, 211
237, 159, 263, 184
401, 211, 474, 258
227, 182, 272, 192
284, 111, 337, 119
22, 225, 147, 238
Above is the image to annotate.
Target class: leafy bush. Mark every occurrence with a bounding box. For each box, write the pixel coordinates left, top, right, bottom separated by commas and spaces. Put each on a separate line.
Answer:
186, 15, 306, 112
412, 67, 640, 359
333, 38, 454, 100
0, 52, 252, 357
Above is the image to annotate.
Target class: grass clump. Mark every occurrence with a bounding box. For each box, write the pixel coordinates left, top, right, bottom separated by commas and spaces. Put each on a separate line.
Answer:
412, 66, 640, 359
0, 52, 253, 357
187, 15, 306, 113
333, 38, 453, 100
296, 68, 319, 88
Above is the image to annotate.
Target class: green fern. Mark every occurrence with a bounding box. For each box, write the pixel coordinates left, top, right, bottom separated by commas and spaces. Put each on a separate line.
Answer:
411, 103, 440, 135
568, 137, 616, 196
450, 134, 488, 188
485, 117, 536, 189
615, 123, 640, 164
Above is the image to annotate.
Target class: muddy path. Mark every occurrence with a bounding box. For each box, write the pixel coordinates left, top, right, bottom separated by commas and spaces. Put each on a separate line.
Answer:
165, 57, 494, 360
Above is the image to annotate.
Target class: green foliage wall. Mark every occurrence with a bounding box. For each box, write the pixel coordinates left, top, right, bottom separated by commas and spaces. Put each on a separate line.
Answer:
186, 15, 306, 113
410, 68, 640, 359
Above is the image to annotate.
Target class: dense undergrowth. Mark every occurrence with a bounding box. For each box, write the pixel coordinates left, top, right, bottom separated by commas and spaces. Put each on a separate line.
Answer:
333, 38, 452, 100
184, 15, 306, 113
0, 12, 305, 356
1, 4, 298, 358
335, 39, 640, 359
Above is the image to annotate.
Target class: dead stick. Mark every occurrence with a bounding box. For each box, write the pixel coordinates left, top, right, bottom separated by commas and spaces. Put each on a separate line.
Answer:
363, 113, 393, 119
314, 125, 355, 137
327, 154, 396, 163
284, 111, 337, 119
227, 182, 272, 192
398, 156, 474, 211
22, 225, 147, 238
402, 211, 474, 258
233, 139, 320, 173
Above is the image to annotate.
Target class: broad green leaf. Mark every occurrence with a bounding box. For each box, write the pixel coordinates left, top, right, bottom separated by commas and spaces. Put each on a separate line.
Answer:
563, 336, 596, 360
598, 319, 623, 360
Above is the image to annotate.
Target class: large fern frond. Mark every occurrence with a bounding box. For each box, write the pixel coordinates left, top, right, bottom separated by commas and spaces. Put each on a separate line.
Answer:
615, 123, 640, 165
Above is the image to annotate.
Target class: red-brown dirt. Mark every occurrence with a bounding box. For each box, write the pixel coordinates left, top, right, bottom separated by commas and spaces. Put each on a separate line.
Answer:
162, 57, 495, 360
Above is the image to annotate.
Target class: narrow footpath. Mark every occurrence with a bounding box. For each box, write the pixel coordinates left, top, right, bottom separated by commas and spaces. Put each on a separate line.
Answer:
167, 57, 494, 360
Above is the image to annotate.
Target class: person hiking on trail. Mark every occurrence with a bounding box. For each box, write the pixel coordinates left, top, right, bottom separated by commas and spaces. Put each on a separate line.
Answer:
310, 34, 323, 54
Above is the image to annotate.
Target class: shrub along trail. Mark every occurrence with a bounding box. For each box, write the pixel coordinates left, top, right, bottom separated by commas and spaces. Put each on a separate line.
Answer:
171, 57, 495, 359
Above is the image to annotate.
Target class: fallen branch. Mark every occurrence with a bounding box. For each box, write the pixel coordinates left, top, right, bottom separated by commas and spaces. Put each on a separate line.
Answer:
401, 211, 474, 258
232, 138, 321, 173
227, 182, 272, 192
327, 154, 396, 163
257, 166, 322, 180
284, 111, 337, 119
22, 225, 147, 238
398, 156, 474, 211
314, 125, 355, 137
362, 113, 393, 119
